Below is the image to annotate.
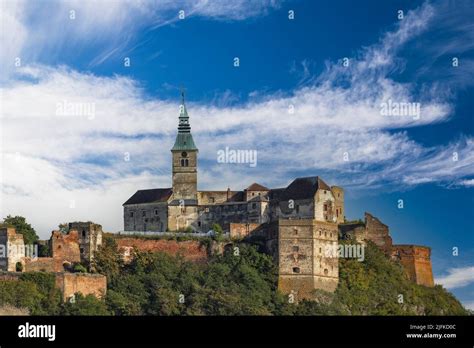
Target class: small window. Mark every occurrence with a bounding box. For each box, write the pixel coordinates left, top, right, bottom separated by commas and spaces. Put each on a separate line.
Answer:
142, 211, 146, 217
57, 245, 61, 250
143, 224, 147, 231
292, 246, 299, 252
185, 159, 189, 166
325, 232, 327, 237
154, 209, 159, 216
198, 221, 201, 227
293, 267, 300, 274
295, 205, 299, 214
293, 228, 298, 235
324, 268, 328, 275
324, 190, 326, 194
319, 247, 322, 253
252, 203, 256, 209
252, 192, 255, 196
324, 204, 327, 211
82, 230, 86, 237
319, 230, 322, 236
209, 197, 215, 203
130, 212, 134, 218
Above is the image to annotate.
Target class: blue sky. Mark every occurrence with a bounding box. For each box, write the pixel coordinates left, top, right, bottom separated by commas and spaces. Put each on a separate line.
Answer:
1, 0, 473, 308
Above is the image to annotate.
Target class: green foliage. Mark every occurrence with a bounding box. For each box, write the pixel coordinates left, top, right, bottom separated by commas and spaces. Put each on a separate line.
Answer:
101, 240, 467, 316
329, 241, 468, 315
91, 235, 123, 282
16, 272, 62, 315
38, 243, 50, 257
0, 238, 467, 316
2, 215, 39, 245
73, 263, 87, 273
62, 293, 110, 315
211, 223, 224, 241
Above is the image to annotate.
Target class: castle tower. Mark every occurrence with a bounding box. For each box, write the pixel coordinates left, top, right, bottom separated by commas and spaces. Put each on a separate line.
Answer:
171, 92, 198, 201
331, 186, 344, 224
278, 219, 339, 301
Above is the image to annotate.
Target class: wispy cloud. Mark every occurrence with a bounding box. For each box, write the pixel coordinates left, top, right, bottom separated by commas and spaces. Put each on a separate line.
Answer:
0, 0, 282, 76
1, 1, 473, 235
436, 266, 474, 289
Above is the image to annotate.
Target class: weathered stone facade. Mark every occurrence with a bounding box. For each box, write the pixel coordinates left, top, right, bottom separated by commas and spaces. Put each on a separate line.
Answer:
391, 245, 434, 287
278, 219, 339, 300
55, 273, 107, 302
114, 237, 210, 263
0, 227, 25, 272
68, 222, 103, 263
339, 212, 392, 255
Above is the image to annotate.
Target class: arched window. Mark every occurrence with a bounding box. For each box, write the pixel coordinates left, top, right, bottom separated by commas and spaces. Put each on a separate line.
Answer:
185, 159, 189, 166
180, 159, 185, 166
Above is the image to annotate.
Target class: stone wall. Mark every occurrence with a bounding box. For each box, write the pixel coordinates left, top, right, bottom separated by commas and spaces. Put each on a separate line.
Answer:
0, 227, 25, 272
330, 186, 345, 224
364, 212, 393, 254
55, 273, 107, 301
50, 230, 81, 271
0, 272, 106, 301
278, 219, 338, 301
229, 223, 262, 239
68, 222, 103, 263
339, 212, 393, 255
23, 257, 55, 272
392, 245, 434, 287
124, 203, 168, 232
114, 237, 209, 263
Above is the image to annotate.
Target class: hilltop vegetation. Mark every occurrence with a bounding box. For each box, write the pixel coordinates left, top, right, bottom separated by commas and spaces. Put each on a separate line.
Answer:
0, 237, 467, 316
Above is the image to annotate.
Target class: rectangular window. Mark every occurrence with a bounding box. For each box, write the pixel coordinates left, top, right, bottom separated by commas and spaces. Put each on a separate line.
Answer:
130, 212, 134, 218
142, 211, 146, 217
293, 267, 300, 274
324, 204, 327, 212
210, 197, 215, 203
295, 205, 299, 214
292, 246, 299, 252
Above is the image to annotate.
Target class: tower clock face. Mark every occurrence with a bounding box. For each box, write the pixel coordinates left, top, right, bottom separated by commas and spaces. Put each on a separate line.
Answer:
181, 151, 188, 157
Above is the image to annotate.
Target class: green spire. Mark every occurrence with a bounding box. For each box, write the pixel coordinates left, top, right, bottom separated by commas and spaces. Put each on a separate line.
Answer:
172, 91, 198, 151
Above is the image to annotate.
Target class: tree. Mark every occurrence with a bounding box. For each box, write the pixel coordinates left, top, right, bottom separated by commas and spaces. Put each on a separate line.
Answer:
62, 294, 110, 315
2, 215, 39, 245
92, 236, 123, 281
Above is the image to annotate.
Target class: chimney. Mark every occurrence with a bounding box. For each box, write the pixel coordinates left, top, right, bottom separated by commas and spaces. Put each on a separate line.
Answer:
226, 187, 231, 201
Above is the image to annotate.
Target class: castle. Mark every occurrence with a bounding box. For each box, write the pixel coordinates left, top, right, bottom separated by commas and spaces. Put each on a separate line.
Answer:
0, 223, 106, 301
123, 94, 435, 299
0, 95, 434, 304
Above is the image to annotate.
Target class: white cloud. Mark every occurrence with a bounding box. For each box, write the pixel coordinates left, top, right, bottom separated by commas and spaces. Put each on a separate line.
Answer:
1, 1, 473, 236
436, 266, 474, 289
463, 301, 474, 311
0, 0, 282, 77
